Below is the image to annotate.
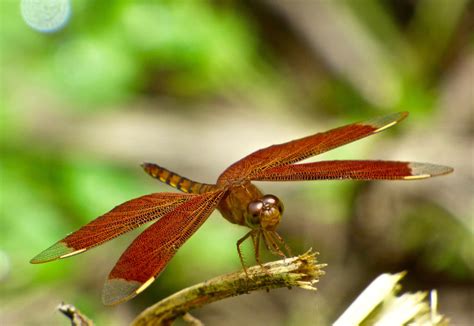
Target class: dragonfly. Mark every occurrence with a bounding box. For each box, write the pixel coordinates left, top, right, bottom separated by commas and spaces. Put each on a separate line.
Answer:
31, 112, 453, 305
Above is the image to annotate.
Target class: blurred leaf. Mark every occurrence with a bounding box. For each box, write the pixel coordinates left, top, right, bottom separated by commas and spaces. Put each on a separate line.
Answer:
51, 35, 138, 105
401, 204, 473, 279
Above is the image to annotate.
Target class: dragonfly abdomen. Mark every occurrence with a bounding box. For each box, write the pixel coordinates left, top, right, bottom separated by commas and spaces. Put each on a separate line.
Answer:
142, 163, 215, 194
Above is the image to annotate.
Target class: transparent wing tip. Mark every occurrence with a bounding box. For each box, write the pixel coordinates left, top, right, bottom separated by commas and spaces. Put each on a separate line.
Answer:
406, 163, 454, 179
102, 277, 154, 306
30, 241, 75, 264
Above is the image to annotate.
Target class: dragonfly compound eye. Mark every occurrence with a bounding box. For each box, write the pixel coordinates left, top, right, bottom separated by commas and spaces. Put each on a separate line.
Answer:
261, 194, 284, 214
255, 194, 283, 231
247, 200, 263, 225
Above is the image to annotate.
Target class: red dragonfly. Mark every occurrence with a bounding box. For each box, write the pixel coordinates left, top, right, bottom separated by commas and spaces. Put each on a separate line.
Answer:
31, 112, 453, 305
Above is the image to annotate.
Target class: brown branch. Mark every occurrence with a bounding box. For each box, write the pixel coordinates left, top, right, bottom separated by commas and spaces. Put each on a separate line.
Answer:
131, 249, 326, 326
58, 302, 94, 326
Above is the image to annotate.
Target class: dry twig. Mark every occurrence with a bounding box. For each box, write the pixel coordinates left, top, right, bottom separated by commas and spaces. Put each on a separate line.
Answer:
132, 249, 325, 325
58, 302, 94, 326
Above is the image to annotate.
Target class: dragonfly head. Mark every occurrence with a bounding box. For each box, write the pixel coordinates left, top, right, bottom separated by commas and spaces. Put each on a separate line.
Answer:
246, 194, 284, 231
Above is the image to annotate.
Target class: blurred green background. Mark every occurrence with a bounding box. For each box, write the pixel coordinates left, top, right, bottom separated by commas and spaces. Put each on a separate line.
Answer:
1, 0, 472, 325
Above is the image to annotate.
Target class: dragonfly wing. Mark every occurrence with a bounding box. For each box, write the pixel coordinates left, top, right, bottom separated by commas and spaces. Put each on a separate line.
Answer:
30, 193, 193, 264
102, 190, 225, 306
251, 160, 454, 181
218, 112, 408, 184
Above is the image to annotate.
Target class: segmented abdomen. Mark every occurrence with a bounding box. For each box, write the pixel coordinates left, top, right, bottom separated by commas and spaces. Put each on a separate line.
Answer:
142, 163, 216, 194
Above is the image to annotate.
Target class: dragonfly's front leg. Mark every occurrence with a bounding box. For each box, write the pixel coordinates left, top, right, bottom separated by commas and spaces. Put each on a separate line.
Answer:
262, 230, 285, 258
271, 231, 293, 258
251, 230, 272, 276
236, 230, 253, 278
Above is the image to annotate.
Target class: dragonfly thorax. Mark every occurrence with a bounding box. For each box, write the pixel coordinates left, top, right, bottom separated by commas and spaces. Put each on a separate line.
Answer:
245, 194, 284, 231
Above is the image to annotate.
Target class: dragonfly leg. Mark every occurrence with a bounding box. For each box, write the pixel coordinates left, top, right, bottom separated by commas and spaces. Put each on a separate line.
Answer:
271, 231, 293, 257
252, 230, 271, 275
251, 231, 262, 265
261, 230, 273, 252
236, 230, 253, 278
262, 230, 285, 257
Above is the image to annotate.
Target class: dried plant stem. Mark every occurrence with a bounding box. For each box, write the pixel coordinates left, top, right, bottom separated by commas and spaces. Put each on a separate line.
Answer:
132, 249, 325, 326
57, 302, 94, 326
334, 272, 449, 326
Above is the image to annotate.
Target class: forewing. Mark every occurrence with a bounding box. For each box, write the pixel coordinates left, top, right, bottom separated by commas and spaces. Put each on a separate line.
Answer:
251, 160, 454, 181
30, 193, 192, 263
218, 112, 408, 184
102, 190, 225, 305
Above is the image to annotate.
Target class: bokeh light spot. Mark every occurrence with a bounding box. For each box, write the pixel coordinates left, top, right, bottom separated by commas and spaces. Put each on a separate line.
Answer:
20, 0, 71, 33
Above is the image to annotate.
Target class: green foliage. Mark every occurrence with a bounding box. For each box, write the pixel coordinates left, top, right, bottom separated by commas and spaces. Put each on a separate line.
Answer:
0, 0, 469, 324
